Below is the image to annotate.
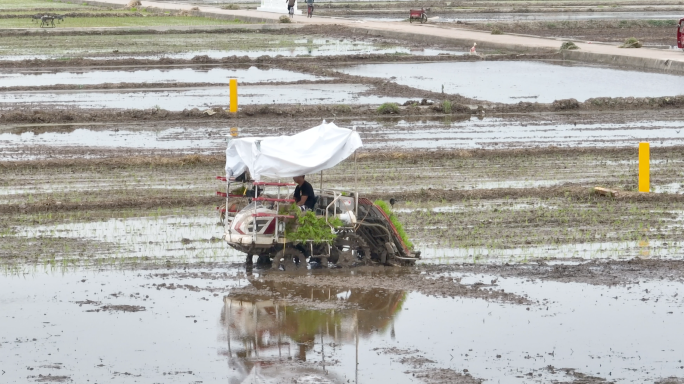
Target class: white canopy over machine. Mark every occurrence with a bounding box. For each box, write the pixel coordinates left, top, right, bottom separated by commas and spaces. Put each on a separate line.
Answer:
225, 121, 363, 181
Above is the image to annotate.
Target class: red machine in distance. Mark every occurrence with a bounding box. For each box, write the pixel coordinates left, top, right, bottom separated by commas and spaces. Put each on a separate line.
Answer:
678, 18, 684, 49
409, 8, 428, 24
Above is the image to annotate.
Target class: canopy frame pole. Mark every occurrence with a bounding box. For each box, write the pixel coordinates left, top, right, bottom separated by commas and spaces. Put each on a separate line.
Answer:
353, 126, 359, 216
319, 170, 323, 195
226, 137, 231, 231
253, 140, 262, 245
275, 182, 280, 243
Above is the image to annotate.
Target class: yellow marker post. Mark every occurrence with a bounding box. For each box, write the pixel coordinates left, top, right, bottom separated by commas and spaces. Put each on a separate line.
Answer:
639, 142, 650, 193
230, 127, 238, 138
229, 78, 238, 113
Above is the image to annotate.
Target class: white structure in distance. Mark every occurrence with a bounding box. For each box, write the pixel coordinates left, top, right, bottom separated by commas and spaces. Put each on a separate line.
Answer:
257, 0, 302, 14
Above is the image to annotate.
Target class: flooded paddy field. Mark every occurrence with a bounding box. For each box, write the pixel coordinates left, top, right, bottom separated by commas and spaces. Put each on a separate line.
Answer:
3, 260, 684, 383
0, 66, 328, 87
3, 2, 684, 383
5, 110, 684, 158
339, 60, 684, 103
0, 84, 412, 110
0, 27, 466, 61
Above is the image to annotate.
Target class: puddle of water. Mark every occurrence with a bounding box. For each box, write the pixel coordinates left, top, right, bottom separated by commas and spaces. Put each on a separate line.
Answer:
654, 182, 684, 194
338, 61, 684, 103
0, 66, 327, 88
0, 84, 409, 110
4, 268, 683, 383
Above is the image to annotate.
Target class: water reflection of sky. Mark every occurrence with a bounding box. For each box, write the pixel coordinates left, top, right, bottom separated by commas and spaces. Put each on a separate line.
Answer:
0, 67, 326, 87
0, 84, 408, 110
339, 61, 684, 103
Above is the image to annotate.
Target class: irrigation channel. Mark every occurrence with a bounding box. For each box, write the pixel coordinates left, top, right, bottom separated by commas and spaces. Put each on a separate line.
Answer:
3, 3, 684, 383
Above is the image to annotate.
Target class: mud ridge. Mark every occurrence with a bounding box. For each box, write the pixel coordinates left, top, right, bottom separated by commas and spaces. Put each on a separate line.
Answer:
426, 258, 684, 286
4, 145, 684, 168
0, 51, 555, 69
0, 194, 218, 214
368, 185, 684, 204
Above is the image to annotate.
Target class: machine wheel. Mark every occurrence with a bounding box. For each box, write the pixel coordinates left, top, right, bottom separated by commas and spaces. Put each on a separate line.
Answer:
332, 233, 371, 267
272, 248, 302, 271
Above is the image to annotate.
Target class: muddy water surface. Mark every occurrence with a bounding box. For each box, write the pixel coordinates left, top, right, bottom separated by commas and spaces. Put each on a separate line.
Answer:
0, 84, 410, 110
339, 61, 684, 102
2, 267, 684, 383
5, 116, 684, 161
0, 41, 463, 61
0, 67, 326, 87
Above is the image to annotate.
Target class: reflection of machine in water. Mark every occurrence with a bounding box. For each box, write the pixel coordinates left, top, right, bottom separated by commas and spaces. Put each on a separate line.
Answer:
219, 279, 406, 383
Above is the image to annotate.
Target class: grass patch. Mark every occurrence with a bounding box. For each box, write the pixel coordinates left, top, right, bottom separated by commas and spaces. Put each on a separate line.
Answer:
278, 15, 290, 23
0, 15, 247, 27
646, 19, 678, 27
442, 100, 452, 113
490, 27, 503, 35
377, 102, 399, 114
620, 37, 642, 48
374, 200, 414, 249
560, 41, 579, 50
0, 0, 84, 9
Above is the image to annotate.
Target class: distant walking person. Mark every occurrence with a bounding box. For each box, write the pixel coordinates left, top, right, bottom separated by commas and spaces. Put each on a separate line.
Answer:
306, 0, 314, 17
286, 0, 295, 17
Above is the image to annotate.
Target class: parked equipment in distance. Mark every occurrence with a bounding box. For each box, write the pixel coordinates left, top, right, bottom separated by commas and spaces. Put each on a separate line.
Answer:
409, 8, 428, 24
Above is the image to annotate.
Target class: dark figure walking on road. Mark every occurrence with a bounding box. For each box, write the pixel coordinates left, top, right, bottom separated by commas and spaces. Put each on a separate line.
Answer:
286, 0, 295, 17
306, 0, 314, 17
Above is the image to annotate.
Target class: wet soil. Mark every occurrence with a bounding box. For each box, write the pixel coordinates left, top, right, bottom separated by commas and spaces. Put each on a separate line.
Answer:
458, 20, 680, 46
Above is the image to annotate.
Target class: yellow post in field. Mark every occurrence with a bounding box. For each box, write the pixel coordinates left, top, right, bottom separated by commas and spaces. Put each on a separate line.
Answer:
638, 142, 649, 193
229, 79, 238, 113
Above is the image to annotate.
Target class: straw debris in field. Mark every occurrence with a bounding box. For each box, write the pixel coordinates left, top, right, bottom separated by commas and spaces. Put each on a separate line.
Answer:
491, 28, 503, 35
279, 15, 291, 23
620, 37, 642, 48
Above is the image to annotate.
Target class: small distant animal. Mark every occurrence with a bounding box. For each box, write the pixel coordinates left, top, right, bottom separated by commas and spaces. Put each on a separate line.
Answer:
53, 14, 65, 23
40, 15, 55, 28
30, 14, 42, 22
